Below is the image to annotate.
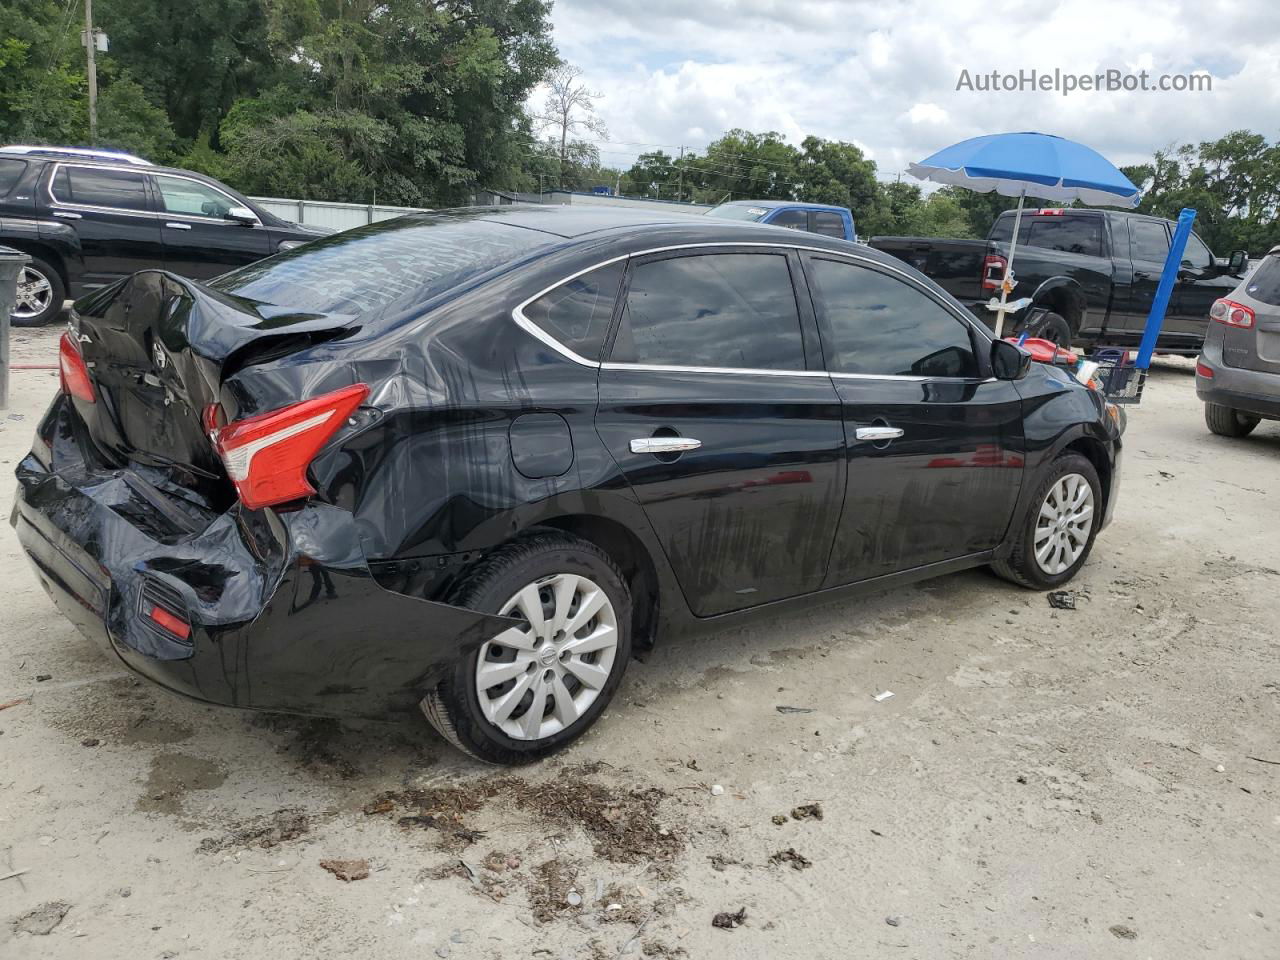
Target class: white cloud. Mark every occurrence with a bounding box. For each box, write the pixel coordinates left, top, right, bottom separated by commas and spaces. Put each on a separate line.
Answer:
545, 0, 1280, 188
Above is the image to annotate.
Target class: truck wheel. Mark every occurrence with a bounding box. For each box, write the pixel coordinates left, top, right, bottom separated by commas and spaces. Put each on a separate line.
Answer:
420, 531, 632, 764
10, 258, 66, 328
1204, 402, 1259, 438
991, 452, 1101, 590
1031, 311, 1072, 349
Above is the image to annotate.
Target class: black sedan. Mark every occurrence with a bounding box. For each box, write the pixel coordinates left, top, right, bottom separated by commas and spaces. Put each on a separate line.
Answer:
11, 206, 1122, 763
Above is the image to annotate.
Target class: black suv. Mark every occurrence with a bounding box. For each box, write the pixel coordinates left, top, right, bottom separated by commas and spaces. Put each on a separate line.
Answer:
0, 145, 329, 326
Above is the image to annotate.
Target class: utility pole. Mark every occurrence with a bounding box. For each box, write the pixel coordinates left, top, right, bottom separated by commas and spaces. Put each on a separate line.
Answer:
677, 146, 685, 202
84, 0, 98, 143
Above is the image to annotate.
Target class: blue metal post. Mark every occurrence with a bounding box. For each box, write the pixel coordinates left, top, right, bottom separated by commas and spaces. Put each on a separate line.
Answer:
1136, 207, 1196, 369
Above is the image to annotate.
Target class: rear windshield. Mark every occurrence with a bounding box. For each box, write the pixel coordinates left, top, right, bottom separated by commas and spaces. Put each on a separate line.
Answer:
211, 213, 556, 316
990, 213, 1104, 257
1244, 255, 1280, 307
705, 204, 768, 222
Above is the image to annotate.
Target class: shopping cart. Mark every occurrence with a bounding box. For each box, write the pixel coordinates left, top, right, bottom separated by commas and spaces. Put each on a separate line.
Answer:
1089, 348, 1147, 404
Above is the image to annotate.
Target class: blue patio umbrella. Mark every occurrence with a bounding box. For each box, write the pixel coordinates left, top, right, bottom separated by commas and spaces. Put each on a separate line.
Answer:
908, 132, 1141, 335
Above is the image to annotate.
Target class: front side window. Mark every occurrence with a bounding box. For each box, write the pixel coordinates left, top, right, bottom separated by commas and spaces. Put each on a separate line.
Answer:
809, 212, 846, 238
1129, 220, 1171, 263
807, 257, 980, 378
611, 253, 806, 371
51, 166, 149, 211
154, 175, 237, 219
521, 262, 623, 361
1182, 233, 1213, 270
1024, 216, 1103, 257
768, 209, 808, 230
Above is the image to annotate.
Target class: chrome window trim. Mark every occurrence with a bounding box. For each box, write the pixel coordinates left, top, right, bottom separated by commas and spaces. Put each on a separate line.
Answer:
509, 241, 993, 381
151, 171, 261, 225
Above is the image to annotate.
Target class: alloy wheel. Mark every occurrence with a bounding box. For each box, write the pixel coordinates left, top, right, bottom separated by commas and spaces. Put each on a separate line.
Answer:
1034, 472, 1095, 575
13, 265, 54, 320
474, 573, 619, 741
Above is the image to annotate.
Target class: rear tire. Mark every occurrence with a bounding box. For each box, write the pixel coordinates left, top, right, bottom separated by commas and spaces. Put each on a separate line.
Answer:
421, 531, 632, 764
1204, 402, 1259, 438
1030, 310, 1072, 349
10, 257, 66, 328
992, 452, 1101, 590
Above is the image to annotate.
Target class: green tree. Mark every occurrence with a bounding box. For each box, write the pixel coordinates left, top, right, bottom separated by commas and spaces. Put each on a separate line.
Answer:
97, 0, 273, 146
0, 0, 88, 145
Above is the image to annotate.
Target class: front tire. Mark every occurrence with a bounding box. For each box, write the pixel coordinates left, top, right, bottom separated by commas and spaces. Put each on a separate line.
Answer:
421, 531, 632, 764
1204, 402, 1259, 438
10, 258, 66, 328
992, 453, 1101, 590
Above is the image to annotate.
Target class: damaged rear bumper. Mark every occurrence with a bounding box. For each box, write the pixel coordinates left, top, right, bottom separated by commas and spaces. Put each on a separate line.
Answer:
11, 396, 514, 719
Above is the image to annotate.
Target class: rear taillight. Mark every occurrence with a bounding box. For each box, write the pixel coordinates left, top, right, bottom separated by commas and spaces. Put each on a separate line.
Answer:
981, 254, 1007, 292
1210, 298, 1255, 329
58, 332, 96, 404
210, 383, 368, 510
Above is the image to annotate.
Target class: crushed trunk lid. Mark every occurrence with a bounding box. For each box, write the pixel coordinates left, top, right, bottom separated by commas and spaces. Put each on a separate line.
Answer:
70, 270, 357, 500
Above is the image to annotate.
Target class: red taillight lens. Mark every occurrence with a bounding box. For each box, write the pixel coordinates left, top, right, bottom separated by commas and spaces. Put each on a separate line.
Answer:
1195, 361, 1215, 379
211, 383, 368, 510
981, 254, 1007, 292
1210, 298, 1255, 329
58, 332, 96, 404
147, 605, 191, 640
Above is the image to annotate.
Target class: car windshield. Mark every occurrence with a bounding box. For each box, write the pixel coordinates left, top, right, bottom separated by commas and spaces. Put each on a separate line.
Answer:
211, 213, 556, 316
705, 204, 769, 222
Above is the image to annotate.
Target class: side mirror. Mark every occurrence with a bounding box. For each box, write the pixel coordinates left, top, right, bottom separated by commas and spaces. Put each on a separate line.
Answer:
226, 205, 258, 225
991, 338, 1032, 381
1228, 250, 1248, 276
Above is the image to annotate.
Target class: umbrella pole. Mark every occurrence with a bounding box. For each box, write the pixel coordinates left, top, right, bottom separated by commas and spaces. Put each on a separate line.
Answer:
993, 189, 1026, 338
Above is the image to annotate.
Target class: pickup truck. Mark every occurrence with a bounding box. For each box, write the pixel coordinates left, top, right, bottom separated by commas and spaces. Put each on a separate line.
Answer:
705, 199, 856, 242
870, 208, 1249, 353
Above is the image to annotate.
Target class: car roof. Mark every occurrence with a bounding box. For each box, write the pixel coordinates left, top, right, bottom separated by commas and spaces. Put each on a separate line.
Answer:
716, 199, 848, 212
457, 203, 894, 263
0, 144, 152, 166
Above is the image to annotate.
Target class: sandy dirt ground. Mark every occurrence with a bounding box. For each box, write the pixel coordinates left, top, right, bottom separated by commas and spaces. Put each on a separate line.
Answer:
1, 324, 1278, 959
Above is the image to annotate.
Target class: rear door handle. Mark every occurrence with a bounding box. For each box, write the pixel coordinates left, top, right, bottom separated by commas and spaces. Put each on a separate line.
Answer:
855, 426, 904, 442
630, 437, 701, 454
165, 222, 192, 230
52, 210, 81, 219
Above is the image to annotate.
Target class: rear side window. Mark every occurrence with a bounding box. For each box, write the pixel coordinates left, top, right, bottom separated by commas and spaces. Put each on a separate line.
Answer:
807, 257, 979, 378
1245, 256, 1280, 307
51, 165, 149, 211
1024, 217, 1103, 257
809, 211, 845, 238
611, 253, 806, 370
213, 215, 556, 316
1129, 220, 1171, 263
0, 159, 27, 196
522, 262, 623, 361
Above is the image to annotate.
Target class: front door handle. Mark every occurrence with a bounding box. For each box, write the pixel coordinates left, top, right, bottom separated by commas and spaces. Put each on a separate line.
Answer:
855, 426, 904, 442
165, 222, 192, 230
52, 210, 82, 219
630, 437, 702, 454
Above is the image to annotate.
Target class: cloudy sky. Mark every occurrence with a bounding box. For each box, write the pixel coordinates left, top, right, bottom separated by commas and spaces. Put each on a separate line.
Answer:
547, 0, 1280, 180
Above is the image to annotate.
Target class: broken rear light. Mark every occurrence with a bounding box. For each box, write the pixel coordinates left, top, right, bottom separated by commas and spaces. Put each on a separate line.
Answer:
210, 383, 368, 510
58, 332, 96, 404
